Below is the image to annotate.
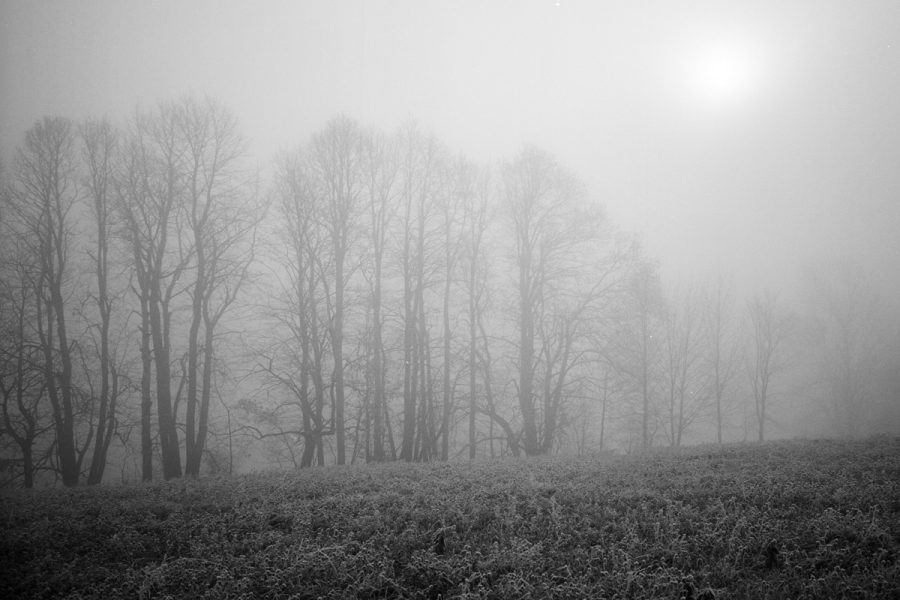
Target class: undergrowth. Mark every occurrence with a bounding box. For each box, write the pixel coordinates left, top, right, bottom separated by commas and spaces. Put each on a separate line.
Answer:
2, 438, 899, 599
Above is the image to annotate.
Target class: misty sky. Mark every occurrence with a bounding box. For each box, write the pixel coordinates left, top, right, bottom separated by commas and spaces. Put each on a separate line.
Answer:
2, 1, 899, 299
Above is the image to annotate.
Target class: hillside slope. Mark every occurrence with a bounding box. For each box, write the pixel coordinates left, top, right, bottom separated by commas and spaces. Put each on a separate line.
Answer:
2, 438, 899, 599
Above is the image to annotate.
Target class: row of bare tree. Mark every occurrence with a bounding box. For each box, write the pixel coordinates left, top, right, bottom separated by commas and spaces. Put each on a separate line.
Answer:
1, 98, 261, 485
2, 97, 897, 486
249, 117, 633, 466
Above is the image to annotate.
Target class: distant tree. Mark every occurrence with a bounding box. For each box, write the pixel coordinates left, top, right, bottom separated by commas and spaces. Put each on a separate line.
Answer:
661, 285, 706, 447
803, 259, 888, 436
702, 275, 740, 444
747, 291, 791, 442
502, 146, 611, 456
602, 256, 665, 450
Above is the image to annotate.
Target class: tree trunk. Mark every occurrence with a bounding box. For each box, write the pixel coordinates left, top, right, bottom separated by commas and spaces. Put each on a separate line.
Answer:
333, 246, 346, 465
518, 282, 539, 456
192, 322, 215, 474
372, 257, 385, 461
47, 259, 79, 487
441, 272, 452, 462
135, 271, 154, 482
149, 290, 181, 479
184, 262, 204, 476
400, 202, 417, 460
468, 265, 478, 460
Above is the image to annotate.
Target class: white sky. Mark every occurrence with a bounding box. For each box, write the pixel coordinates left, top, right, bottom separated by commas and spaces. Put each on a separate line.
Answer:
2, 0, 899, 300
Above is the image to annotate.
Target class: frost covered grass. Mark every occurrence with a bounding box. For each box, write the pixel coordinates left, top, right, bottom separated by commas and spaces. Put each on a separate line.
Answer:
2, 438, 899, 599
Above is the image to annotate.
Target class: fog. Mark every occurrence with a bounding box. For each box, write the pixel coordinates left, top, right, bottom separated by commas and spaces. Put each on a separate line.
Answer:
1, 1, 899, 482
4, 1, 899, 295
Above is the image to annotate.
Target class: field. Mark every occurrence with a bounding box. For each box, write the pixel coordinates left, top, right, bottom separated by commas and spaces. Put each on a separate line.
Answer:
2, 439, 899, 599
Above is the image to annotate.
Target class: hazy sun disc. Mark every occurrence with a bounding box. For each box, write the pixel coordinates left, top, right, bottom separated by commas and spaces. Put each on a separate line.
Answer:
685, 40, 764, 108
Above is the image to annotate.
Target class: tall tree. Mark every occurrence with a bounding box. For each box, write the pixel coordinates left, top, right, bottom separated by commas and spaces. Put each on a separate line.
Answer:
119, 103, 192, 479
361, 130, 399, 462
460, 162, 492, 459
120, 144, 154, 481
81, 118, 123, 484
179, 97, 257, 477
8, 117, 82, 485
257, 147, 333, 468
311, 116, 363, 466
397, 125, 445, 461
503, 146, 608, 455
0, 239, 52, 488
437, 158, 468, 460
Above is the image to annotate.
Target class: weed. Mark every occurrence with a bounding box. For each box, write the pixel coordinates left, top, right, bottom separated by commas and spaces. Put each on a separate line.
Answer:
1, 438, 898, 598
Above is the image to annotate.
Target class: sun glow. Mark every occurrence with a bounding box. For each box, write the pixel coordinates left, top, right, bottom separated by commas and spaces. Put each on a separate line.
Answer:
684, 38, 766, 109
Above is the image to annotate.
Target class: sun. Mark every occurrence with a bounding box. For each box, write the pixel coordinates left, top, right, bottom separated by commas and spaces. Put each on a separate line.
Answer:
684, 39, 764, 109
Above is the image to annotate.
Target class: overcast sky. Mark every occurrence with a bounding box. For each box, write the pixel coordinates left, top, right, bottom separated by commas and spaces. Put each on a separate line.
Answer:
2, 0, 899, 300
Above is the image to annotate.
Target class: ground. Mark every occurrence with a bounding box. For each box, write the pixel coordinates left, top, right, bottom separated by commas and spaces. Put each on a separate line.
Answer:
2, 438, 899, 599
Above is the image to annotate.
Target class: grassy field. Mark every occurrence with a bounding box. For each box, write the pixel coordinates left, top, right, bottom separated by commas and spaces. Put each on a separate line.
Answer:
2, 438, 899, 599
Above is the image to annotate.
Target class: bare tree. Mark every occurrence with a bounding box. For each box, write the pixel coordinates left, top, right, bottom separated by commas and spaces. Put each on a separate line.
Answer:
396, 124, 446, 461
503, 146, 610, 455
703, 275, 740, 444
803, 259, 888, 436
80, 118, 125, 484
599, 253, 665, 450
7, 117, 84, 485
119, 103, 193, 479
459, 161, 493, 459
178, 97, 258, 477
0, 238, 53, 487
119, 159, 154, 482
258, 148, 331, 467
436, 158, 468, 461
661, 285, 706, 447
476, 298, 521, 457
311, 116, 364, 466
747, 291, 791, 442
361, 130, 399, 462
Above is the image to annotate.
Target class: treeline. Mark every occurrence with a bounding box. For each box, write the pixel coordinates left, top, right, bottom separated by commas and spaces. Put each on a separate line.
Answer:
1, 95, 898, 486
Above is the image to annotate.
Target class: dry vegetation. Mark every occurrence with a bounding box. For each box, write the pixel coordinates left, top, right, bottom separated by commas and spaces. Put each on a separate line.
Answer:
2, 438, 899, 599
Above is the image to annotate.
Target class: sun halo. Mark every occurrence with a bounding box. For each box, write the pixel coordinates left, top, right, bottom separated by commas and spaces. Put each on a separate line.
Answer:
683, 39, 765, 109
